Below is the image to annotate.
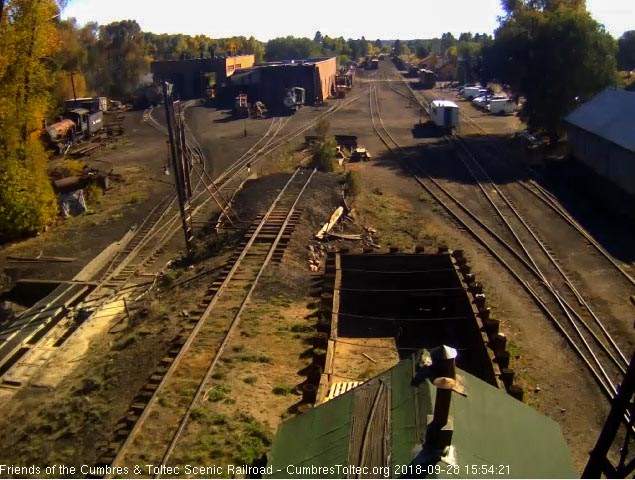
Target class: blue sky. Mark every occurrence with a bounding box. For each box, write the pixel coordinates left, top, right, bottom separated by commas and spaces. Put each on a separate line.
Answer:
62, 0, 634, 40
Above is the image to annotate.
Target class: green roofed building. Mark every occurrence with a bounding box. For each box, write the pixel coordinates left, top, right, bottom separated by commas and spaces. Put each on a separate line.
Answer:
266, 350, 575, 479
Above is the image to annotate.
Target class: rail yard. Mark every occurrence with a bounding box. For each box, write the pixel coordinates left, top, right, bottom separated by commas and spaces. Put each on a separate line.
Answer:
0, 40, 634, 479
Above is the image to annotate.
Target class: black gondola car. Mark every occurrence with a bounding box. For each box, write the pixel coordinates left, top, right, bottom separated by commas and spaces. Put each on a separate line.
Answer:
418, 69, 436, 89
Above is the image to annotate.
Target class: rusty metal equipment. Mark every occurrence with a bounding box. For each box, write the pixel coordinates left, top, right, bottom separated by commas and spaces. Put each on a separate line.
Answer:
334, 134, 358, 151
350, 147, 371, 162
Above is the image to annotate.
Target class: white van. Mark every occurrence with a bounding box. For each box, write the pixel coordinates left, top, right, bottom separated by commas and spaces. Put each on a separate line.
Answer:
487, 98, 517, 115
463, 86, 482, 100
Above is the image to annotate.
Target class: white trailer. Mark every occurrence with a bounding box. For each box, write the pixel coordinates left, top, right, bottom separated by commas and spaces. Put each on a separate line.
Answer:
487, 98, 517, 115
429, 100, 460, 130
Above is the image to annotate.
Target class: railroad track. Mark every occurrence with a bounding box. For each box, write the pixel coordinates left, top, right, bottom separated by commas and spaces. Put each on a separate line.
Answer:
384, 63, 635, 289
368, 83, 628, 402
96, 167, 317, 473
0, 89, 367, 389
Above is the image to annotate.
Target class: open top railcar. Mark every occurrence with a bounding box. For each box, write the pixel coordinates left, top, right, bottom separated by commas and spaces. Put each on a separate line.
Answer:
418, 69, 436, 89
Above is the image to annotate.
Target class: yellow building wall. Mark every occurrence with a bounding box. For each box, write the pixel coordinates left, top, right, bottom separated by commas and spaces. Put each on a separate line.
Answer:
226, 54, 255, 77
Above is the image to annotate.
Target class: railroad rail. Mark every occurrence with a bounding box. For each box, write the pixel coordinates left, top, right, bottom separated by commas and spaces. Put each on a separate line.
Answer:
0, 90, 368, 389
368, 84, 628, 403
384, 63, 635, 289
96, 167, 317, 473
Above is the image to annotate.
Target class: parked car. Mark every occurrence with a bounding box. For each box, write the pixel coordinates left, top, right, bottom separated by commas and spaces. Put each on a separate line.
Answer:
463, 87, 487, 100
458, 83, 478, 95
516, 130, 541, 149
472, 94, 508, 108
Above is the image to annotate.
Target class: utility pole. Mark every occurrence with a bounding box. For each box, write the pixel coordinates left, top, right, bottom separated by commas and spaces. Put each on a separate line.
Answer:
69, 71, 78, 107
162, 82, 193, 255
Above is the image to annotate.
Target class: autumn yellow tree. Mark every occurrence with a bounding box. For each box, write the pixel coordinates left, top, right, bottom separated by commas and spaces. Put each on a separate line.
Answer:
0, 0, 60, 240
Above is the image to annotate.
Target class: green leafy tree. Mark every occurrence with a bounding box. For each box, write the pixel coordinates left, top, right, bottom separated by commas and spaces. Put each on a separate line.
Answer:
0, 0, 61, 240
618, 31, 635, 71
483, 3, 617, 141
310, 140, 337, 172
97, 20, 149, 98
456, 41, 482, 84
440, 32, 457, 54
412, 39, 431, 58
265, 36, 322, 61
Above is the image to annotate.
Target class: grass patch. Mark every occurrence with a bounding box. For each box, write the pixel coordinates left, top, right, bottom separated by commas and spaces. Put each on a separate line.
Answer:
207, 383, 231, 402
507, 340, 523, 360
357, 191, 421, 249
345, 170, 362, 198
211, 371, 226, 380
290, 323, 313, 333
272, 385, 293, 396
243, 376, 257, 385
269, 295, 292, 307
233, 415, 272, 466
180, 387, 196, 398
211, 413, 228, 425
190, 407, 210, 423
190, 231, 241, 262
84, 182, 103, 205
238, 354, 272, 364
63, 159, 86, 176
112, 333, 137, 350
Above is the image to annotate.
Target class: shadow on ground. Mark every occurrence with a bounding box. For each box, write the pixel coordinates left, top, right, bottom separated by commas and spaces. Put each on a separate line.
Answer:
371, 132, 635, 264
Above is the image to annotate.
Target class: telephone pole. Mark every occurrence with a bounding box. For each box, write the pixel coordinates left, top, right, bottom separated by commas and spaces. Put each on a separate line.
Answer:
162, 82, 193, 255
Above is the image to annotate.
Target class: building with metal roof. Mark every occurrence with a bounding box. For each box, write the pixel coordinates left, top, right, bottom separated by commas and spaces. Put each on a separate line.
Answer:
266, 350, 576, 479
564, 87, 635, 216
150, 54, 255, 100
227, 57, 337, 108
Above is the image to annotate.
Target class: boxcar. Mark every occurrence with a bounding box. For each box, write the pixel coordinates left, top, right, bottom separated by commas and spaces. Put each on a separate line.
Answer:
429, 100, 459, 130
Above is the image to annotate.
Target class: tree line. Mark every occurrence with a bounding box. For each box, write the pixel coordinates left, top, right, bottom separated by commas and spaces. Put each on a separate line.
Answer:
1, 0, 635, 240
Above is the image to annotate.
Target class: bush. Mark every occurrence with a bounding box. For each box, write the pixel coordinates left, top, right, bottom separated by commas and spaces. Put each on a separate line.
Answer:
290, 323, 313, 333
238, 354, 272, 364
345, 170, 362, 197
314, 119, 330, 140
64, 160, 86, 176
83, 182, 103, 204
208, 383, 231, 402
310, 140, 338, 172
0, 146, 58, 241
272, 385, 293, 395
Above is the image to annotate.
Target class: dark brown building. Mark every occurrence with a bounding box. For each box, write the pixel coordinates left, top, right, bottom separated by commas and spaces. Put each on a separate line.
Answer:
150, 54, 255, 100
228, 57, 337, 108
